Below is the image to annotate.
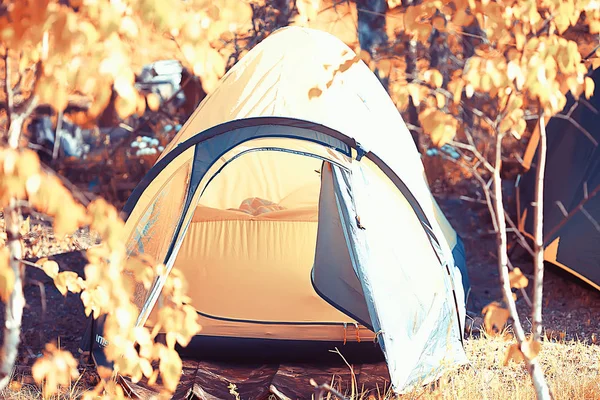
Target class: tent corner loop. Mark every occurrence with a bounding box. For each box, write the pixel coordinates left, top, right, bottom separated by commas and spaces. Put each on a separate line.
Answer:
355, 141, 367, 161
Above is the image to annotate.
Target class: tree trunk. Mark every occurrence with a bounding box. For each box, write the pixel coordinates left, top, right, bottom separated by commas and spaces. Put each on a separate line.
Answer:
493, 133, 553, 400
0, 55, 33, 390
0, 200, 25, 391
532, 113, 547, 341
356, 0, 388, 57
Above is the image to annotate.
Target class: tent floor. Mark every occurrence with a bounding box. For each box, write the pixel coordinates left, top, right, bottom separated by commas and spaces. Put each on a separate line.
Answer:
173, 334, 386, 364
121, 358, 392, 399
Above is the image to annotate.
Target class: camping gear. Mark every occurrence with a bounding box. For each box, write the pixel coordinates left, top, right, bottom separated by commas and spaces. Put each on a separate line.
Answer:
82, 26, 470, 394
517, 66, 600, 291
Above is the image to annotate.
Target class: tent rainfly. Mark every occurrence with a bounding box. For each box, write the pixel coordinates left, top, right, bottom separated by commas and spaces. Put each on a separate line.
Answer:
517, 66, 600, 291
81, 26, 471, 394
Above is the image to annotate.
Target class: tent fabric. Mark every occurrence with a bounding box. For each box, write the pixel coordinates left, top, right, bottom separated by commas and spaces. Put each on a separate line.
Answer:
312, 163, 372, 329
86, 26, 471, 395
518, 66, 600, 290
154, 26, 458, 281
329, 159, 467, 389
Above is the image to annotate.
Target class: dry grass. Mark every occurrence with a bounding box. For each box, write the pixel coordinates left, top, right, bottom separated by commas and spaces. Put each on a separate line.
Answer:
338, 333, 600, 400
0, 370, 89, 400
416, 334, 599, 400
1, 334, 598, 399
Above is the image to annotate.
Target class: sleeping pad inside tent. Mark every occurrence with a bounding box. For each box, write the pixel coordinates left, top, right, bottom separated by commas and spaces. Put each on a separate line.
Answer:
81, 26, 470, 395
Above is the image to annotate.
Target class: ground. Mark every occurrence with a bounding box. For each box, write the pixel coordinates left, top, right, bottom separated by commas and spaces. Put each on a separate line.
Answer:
0, 188, 599, 399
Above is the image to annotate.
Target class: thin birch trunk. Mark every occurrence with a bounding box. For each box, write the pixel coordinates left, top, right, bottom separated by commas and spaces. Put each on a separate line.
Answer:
0, 54, 32, 391
532, 113, 547, 342
493, 133, 553, 400
0, 199, 25, 390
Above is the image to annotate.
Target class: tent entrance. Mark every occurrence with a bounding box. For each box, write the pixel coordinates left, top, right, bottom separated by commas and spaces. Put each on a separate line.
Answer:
170, 148, 362, 327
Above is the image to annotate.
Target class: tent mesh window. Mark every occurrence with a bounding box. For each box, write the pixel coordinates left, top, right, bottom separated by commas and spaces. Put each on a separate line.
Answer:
124, 160, 192, 310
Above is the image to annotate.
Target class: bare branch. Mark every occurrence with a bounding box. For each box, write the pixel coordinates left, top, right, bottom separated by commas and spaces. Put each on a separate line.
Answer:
450, 137, 494, 172
269, 385, 293, 400
532, 112, 547, 342
0, 202, 25, 392
310, 378, 350, 400
552, 114, 598, 146
4, 51, 13, 128
493, 133, 553, 400
507, 258, 533, 308
439, 152, 534, 256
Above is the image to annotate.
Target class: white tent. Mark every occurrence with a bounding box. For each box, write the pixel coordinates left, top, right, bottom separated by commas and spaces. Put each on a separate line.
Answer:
85, 26, 470, 394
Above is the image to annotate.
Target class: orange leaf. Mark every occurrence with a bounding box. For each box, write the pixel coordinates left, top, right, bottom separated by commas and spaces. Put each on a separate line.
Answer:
114, 95, 137, 120
432, 15, 446, 32
407, 84, 422, 106
522, 337, 542, 359
508, 267, 529, 289
41, 260, 59, 279
146, 93, 161, 112
482, 301, 510, 333
308, 87, 323, 99
503, 343, 524, 365
425, 69, 444, 88
585, 76, 595, 99
16, 150, 40, 179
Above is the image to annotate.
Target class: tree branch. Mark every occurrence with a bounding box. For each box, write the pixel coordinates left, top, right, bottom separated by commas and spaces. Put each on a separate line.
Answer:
0, 202, 25, 391
0, 53, 40, 393
493, 133, 553, 400
532, 112, 547, 342
310, 378, 350, 400
4, 51, 13, 128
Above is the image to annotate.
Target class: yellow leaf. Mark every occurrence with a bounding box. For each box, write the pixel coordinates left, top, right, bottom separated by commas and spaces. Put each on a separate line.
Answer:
146, 93, 161, 112
508, 267, 529, 289
159, 346, 182, 392
37, 78, 68, 112
308, 87, 322, 99
32, 343, 79, 398
114, 95, 137, 120
448, 79, 464, 104
296, 0, 320, 22
435, 92, 446, 108
585, 76, 595, 99
425, 69, 444, 88
119, 16, 139, 39
377, 59, 392, 78
432, 15, 446, 32
16, 150, 40, 179
503, 343, 524, 365
407, 83, 423, 106
41, 260, 59, 279
53, 271, 84, 296
20, 216, 31, 236
465, 84, 474, 98
418, 108, 457, 147
482, 301, 510, 333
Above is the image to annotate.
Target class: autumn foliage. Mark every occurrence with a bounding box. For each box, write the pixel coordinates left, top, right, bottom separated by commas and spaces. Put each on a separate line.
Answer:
380, 0, 599, 147
0, 0, 598, 398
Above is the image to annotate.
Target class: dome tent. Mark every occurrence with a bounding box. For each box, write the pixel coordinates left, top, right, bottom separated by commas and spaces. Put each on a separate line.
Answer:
517, 66, 600, 291
82, 26, 470, 394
